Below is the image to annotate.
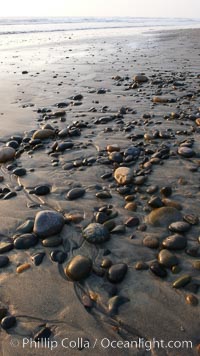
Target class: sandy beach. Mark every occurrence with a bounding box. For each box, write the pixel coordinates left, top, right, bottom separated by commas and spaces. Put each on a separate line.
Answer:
0, 22, 200, 355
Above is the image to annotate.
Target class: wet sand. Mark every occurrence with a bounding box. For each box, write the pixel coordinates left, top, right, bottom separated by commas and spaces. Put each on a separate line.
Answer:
0, 28, 200, 355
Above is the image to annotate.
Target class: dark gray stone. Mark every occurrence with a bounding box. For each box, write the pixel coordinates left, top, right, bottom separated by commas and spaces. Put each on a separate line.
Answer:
162, 234, 187, 250
65, 255, 92, 281
83, 223, 110, 244
14, 234, 38, 249
169, 221, 190, 233
34, 185, 50, 196
0, 256, 9, 268
1, 315, 16, 330
33, 210, 65, 238
67, 188, 85, 200
108, 263, 128, 283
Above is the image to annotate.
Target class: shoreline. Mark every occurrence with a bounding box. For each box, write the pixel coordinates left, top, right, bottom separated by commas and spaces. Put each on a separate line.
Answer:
0, 27, 200, 355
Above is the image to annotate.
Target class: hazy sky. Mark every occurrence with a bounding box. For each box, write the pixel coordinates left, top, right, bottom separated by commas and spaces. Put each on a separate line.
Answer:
1, 0, 200, 18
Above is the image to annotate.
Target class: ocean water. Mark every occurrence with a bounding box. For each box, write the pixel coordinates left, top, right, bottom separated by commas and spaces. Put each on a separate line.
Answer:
0, 17, 199, 53
0, 16, 199, 35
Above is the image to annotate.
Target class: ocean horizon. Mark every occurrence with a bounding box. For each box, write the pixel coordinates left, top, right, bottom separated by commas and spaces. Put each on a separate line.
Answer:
0, 16, 199, 36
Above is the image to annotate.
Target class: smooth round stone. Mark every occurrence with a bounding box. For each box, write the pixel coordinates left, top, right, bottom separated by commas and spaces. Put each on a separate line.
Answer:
32, 129, 55, 140
96, 191, 112, 199
103, 220, 116, 231
143, 235, 159, 249
58, 128, 69, 137
65, 213, 84, 223
83, 223, 109, 244
146, 185, 158, 194
162, 234, 187, 250
67, 188, 85, 200
183, 214, 199, 225
1, 315, 16, 329
173, 275, 191, 288
0, 147, 15, 163
178, 147, 195, 158
34, 185, 50, 196
12, 168, 26, 177
16, 219, 34, 234
125, 217, 139, 227
134, 176, 146, 185
72, 94, 83, 101
14, 234, 38, 249
33, 210, 65, 238
158, 250, 178, 268
124, 146, 140, 157
185, 294, 198, 306
6, 140, 19, 149
148, 196, 163, 208
172, 265, 181, 274
0, 256, 9, 268
160, 186, 172, 197
31, 252, 45, 266
152, 96, 168, 103
56, 142, 74, 151
150, 261, 167, 278
117, 186, 131, 195
108, 263, 128, 283
124, 202, 137, 211
114, 167, 133, 185
135, 262, 149, 270
145, 207, 182, 227
65, 255, 92, 281
134, 74, 148, 83
101, 258, 112, 268
125, 194, 136, 201
110, 152, 124, 163
50, 250, 67, 263
107, 144, 120, 152
95, 212, 108, 224
0, 242, 14, 254
29, 138, 41, 146
3, 191, 17, 200
42, 236, 63, 247
169, 221, 190, 233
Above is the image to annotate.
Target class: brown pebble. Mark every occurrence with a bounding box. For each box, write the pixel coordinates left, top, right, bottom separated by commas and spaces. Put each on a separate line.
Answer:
107, 144, 120, 152
195, 118, 200, 126
124, 202, 137, 211
101, 258, 112, 268
185, 294, 198, 306
17, 263, 31, 273
125, 217, 139, 227
152, 96, 168, 103
135, 262, 149, 270
171, 265, 181, 274
193, 261, 200, 270
65, 213, 84, 223
125, 195, 135, 202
